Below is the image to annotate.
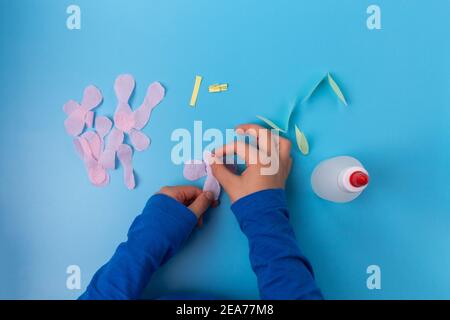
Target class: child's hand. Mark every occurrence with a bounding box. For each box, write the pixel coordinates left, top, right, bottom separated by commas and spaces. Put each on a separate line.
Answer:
158, 185, 217, 226
211, 124, 292, 203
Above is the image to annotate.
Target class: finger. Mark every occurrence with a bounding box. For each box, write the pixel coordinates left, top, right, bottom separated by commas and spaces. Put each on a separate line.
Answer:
210, 161, 240, 191
159, 185, 202, 204
213, 141, 260, 166
278, 137, 292, 160
188, 191, 214, 218
235, 124, 275, 155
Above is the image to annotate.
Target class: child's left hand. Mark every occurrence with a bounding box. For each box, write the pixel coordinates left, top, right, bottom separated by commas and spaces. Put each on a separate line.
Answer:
158, 185, 218, 226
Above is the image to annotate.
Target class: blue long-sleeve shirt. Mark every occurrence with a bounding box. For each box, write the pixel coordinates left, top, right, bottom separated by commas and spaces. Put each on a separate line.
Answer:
79, 189, 322, 300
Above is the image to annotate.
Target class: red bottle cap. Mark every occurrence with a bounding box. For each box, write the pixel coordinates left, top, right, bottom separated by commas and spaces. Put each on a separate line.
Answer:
349, 171, 369, 187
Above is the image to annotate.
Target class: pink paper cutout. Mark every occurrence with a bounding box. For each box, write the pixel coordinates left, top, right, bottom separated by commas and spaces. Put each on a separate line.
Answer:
203, 174, 221, 200
98, 127, 123, 169
63, 85, 102, 136
182, 152, 222, 200
66, 75, 164, 190
81, 131, 102, 161
113, 74, 164, 151
85, 111, 94, 128
73, 136, 109, 187
95, 116, 112, 141
134, 82, 165, 130
117, 144, 135, 190
129, 129, 151, 152
73, 115, 115, 187
183, 160, 207, 181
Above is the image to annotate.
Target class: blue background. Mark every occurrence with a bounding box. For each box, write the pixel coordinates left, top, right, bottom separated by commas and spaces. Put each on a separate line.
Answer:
0, 0, 449, 299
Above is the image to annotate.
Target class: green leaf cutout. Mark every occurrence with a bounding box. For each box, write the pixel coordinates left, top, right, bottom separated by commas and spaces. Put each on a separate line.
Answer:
301, 75, 325, 104
256, 115, 287, 133
327, 73, 348, 106
295, 125, 309, 155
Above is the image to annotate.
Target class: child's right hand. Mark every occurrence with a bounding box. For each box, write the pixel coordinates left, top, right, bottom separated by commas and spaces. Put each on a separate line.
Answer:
211, 124, 292, 204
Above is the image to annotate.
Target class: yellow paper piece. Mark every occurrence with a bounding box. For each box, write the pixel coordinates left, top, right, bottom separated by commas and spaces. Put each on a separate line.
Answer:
327, 73, 348, 106
295, 125, 309, 155
256, 115, 287, 133
190, 75, 202, 107
208, 83, 228, 93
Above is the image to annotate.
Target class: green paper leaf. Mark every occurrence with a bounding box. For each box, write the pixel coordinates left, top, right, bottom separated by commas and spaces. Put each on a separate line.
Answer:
301, 75, 326, 104
327, 73, 348, 106
256, 115, 286, 133
295, 125, 309, 155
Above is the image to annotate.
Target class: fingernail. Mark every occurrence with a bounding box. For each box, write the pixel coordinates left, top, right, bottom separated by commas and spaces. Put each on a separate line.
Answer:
204, 191, 214, 201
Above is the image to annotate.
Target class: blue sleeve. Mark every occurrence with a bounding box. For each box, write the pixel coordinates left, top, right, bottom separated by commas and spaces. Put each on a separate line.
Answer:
231, 189, 323, 300
79, 194, 197, 300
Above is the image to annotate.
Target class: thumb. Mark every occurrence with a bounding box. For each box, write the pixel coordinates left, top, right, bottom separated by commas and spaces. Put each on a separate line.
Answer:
210, 162, 239, 192
188, 191, 214, 218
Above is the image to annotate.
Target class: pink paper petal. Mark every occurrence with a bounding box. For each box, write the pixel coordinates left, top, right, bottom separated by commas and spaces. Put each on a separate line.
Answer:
85, 111, 94, 128
114, 110, 135, 133
95, 116, 112, 139
129, 129, 150, 151
106, 128, 124, 151
82, 131, 102, 161
114, 74, 135, 104
75, 137, 99, 187
81, 85, 102, 111
98, 128, 124, 169
98, 150, 116, 170
133, 82, 165, 130
63, 100, 79, 115
64, 108, 87, 136
183, 160, 207, 181
117, 144, 135, 190
88, 164, 107, 185
96, 170, 110, 187
203, 174, 220, 200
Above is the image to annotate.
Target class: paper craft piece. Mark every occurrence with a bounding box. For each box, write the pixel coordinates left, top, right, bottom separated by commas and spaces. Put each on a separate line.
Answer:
81, 131, 102, 160
256, 115, 286, 133
183, 152, 221, 200
72, 115, 117, 187
204, 165, 221, 199
183, 160, 207, 181
63, 85, 102, 136
295, 125, 309, 155
95, 116, 112, 142
117, 144, 135, 190
208, 83, 228, 93
113, 74, 165, 151
327, 73, 348, 106
301, 75, 325, 104
99, 127, 124, 169
73, 135, 110, 187
190, 75, 202, 107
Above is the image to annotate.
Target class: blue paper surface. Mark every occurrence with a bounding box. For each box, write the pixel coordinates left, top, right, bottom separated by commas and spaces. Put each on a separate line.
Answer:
0, 0, 449, 299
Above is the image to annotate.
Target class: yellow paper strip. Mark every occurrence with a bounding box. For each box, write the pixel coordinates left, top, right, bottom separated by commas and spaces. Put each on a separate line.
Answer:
190, 75, 202, 107
208, 83, 228, 93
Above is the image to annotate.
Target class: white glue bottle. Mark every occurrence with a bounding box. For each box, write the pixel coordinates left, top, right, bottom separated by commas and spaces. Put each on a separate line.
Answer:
311, 156, 369, 203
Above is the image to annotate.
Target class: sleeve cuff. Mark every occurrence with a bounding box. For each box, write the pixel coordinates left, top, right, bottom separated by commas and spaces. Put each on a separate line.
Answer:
144, 193, 198, 231
231, 188, 288, 222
